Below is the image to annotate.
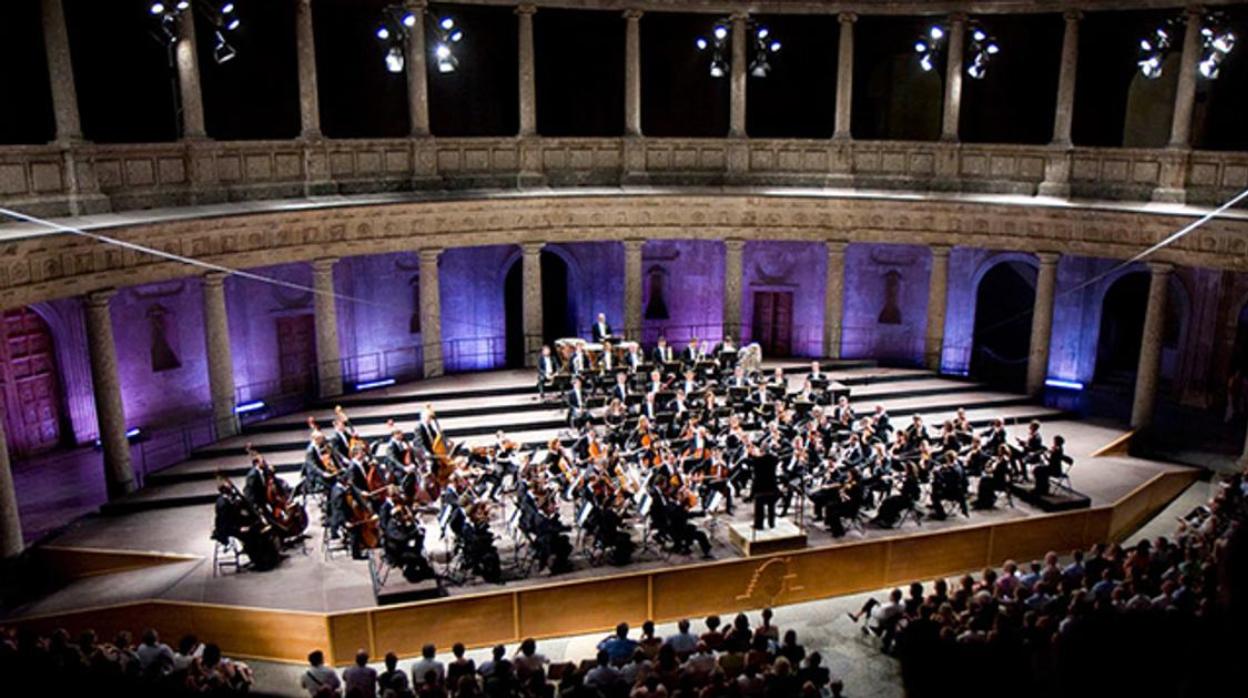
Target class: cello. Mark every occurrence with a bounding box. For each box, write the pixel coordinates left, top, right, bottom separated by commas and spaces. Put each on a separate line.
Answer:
247, 445, 309, 538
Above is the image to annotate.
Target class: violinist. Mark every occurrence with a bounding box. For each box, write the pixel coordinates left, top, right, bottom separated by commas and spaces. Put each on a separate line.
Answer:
603, 398, 628, 439
697, 446, 735, 515
644, 369, 665, 397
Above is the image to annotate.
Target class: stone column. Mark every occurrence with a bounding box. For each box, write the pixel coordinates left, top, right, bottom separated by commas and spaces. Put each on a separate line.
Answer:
623, 239, 644, 336
724, 239, 745, 339
522, 243, 544, 366
925, 245, 951, 372
824, 241, 847, 358
406, 1, 431, 137
176, 9, 207, 139
1025, 252, 1061, 396
517, 4, 538, 137
623, 9, 643, 137
833, 13, 856, 140
1239, 421, 1248, 468
84, 290, 136, 499
729, 12, 748, 138
295, 0, 322, 139
202, 273, 238, 438
1168, 7, 1203, 148
312, 258, 343, 398
940, 14, 966, 142
1131, 263, 1173, 429
41, 0, 82, 141
419, 248, 443, 377
1051, 10, 1080, 146
0, 419, 22, 558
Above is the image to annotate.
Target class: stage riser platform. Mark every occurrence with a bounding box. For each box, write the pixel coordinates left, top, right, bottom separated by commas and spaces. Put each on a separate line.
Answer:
13, 469, 1198, 667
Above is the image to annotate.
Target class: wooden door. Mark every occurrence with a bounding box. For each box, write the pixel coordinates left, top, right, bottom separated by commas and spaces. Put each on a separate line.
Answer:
751, 291, 794, 357
0, 308, 64, 456
276, 314, 318, 397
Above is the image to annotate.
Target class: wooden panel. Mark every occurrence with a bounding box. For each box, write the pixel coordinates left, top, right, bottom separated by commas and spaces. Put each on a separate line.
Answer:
884, 527, 992, 585
651, 558, 765, 622
519, 575, 649, 639
369, 593, 515, 657
177, 603, 329, 663
785, 541, 888, 603
989, 511, 1092, 566
327, 611, 373, 666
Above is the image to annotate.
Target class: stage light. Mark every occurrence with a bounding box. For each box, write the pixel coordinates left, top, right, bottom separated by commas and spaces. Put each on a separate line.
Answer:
374, 6, 464, 75
1045, 378, 1084, 391
915, 40, 928, 53
929, 26, 944, 40
919, 53, 935, 72
1137, 17, 1178, 79
972, 28, 986, 42
225, 17, 240, 30
385, 45, 405, 73
696, 17, 781, 79
356, 378, 397, 391
1197, 11, 1237, 80
213, 30, 236, 64
234, 400, 266, 415
150, 2, 166, 14
964, 22, 1000, 79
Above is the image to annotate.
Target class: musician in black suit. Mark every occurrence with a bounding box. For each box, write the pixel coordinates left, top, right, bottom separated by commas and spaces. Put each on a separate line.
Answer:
653, 336, 675, 366
611, 372, 630, 405
626, 344, 644, 373
566, 377, 588, 427
537, 345, 559, 398
1033, 435, 1073, 496
591, 313, 613, 343
748, 443, 780, 530
417, 406, 443, 454
681, 339, 700, 366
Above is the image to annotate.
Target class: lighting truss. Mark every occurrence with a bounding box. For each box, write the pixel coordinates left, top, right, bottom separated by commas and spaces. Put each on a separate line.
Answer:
148, 1, 242, 64
695, 18, 782, 79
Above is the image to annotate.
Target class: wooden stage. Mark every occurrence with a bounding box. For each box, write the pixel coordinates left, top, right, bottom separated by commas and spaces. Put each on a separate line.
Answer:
3, 363, 1200, 666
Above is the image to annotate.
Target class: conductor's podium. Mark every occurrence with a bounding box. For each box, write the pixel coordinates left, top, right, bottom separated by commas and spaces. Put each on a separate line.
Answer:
727, 519, 808, 557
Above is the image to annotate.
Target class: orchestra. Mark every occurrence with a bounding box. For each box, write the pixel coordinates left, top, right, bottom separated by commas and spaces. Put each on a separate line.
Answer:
210, 311, 1073, 587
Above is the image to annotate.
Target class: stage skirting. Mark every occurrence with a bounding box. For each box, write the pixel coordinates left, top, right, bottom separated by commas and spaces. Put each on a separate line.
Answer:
10, 469, 1198, 666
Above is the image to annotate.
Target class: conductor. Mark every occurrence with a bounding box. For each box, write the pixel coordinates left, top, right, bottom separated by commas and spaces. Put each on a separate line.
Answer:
748, 442, 780, 530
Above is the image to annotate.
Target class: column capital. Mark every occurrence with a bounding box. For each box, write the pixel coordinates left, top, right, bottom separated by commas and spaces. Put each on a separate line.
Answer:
623, 238, 646, 252
826, 239, 849, 255
1063, 8, 1083, 22
515, 3, 537, 16
838, 11, 858, 24
419, 247, 444, 263
312, 257, 339, 273
930, 244, 952, 258
725, 238, 747, 252
85, 288, 116, 307
1148, 261, 1175, 275
623, 8, 643, 20
521, 241, 545, 256
730, 11, 749, 22
1183, 5, 1204, 20
1036, 251, 1061, 265
948, 12, 968, 24
203, 271, 229, 286
404, 0, 428, 9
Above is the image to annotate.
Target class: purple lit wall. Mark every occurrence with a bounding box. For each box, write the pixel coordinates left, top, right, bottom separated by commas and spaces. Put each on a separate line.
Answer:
335, 252, 424, 384
640, 240, 725, 348
33, 297, 96, 445
739, 241, 826, 357
547, 242, 624, 336
109, 278, 211, 430
940, 248, 1040, 375
439, 245, 513, 371
841, 243, 929, 364
226, 262, 314, 403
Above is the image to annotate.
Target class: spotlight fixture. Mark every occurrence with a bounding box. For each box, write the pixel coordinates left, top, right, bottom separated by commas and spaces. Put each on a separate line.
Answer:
965, 23, 1000, 80
914, 21, 1001, 78
1198, 12, 1237, 79
375, 5, 464, 75
695, 17, 782, 79
148, 1, 242, 64
1136, 18, 1179, 79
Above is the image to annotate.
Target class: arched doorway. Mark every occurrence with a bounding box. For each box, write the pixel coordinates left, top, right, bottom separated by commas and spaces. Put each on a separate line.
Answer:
0, 307, 67, 457
503, 251, 574, 368
1095, 272, 1150, 387
970, 262, 1036, 389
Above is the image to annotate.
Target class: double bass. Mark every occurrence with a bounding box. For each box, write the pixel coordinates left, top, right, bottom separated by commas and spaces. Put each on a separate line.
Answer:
248, 445, 309, 538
